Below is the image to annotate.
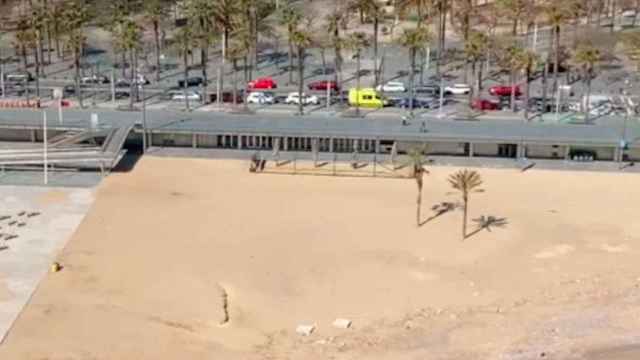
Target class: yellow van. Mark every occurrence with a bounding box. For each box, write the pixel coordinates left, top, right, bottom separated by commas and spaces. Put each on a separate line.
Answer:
348, 88, 387, 108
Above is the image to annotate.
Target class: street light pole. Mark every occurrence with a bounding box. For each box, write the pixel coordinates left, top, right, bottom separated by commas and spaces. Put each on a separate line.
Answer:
43, 110, 48, 185
141, 81, 147, 153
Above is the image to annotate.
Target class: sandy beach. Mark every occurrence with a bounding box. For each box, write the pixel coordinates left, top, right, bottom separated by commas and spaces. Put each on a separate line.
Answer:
1, 156, 640, 359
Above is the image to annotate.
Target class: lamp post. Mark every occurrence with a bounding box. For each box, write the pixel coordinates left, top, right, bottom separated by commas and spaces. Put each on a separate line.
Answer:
141, 77, 147, 153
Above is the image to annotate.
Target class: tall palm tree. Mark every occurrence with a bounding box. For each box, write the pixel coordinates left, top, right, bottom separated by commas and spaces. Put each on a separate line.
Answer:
226, 40, 247, 107
188, 0, 216, 99
119, 19, 141, 110
172, 25, 197, 111
398, 26, 430, 116
346, 32, 370, 117
350, 0, 384, 85
621, 31, 640, 71
279, 6, 302, 85
326, 9, 345, 97
408, 147, 427, 226
290, 27, 313, 116
515, 49, 539, 120
496, 38, 524, 112
61, 0, 90, 108
397, 0, 432, 26
495, 0, 530, 36
65, 29, 85, 108
143, 0, 168, 82
448, 169, 483, 240
211, 0, 237, 106
463, 31, 488, 106
14, 15, 33, 75
571, 43, 600, 123
543, 1, 569, 93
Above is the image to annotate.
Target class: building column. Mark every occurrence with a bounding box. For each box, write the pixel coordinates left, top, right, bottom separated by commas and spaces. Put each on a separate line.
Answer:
31, 129, 36, 142
192, 134, 197, 148
564, 145, 571, 160
468, 142, 474, 158
614, 147, 621, 162
375, 139, 381, 154
237, 135, 242, 150
329, 137, 334, 153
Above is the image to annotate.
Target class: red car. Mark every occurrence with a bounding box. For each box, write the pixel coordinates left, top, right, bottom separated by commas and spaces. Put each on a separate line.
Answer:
307, 80, 339, 91
247, 77, 277, 90
489, 85, 521, 97
472, 98, 499, 111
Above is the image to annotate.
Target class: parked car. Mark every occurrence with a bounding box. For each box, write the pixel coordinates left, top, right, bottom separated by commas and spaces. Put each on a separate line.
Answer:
5, 71, 33, 83
247, 91, 275, 104
444, 83, 471, 95
208, 91, 244, 103
396, 97, 434, 109
171, 91, 201, 101
285, 92, 320, 105
414, 84, 441, 96
489, 85, 521, 97
376, 81, 407, 93
81, 75, 110, 84
348, 88, 388, 108
247, 76, 277, 90
178, 77, 204, 88
472, 98, 499, 111
308, 80, 339, 91
569, 149, 596, 162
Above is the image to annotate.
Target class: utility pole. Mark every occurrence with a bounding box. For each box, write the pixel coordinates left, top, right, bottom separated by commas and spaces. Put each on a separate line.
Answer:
141, 81, 147, 153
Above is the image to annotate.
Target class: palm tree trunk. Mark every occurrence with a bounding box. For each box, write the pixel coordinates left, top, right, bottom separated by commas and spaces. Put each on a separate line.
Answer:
416, 185, 422, 226
121, 52, 127, 78
409, 48, 415, 115
129, 50, 135, 110
297, 46, 304, 115
373, 17, 379, 86
74, 45, 82, 108
524, 66, 530, 120
184, 49, 190, 111
153, 20, 161, 82
54, 16, 61, 59
611, 0, 617, 33
510, 70, 516, 112
512, 19, 518, 36
552, 25, 560, 93
288, 27, 294, 85
201, 46, 208, 103
34, 44, 40, 98
584, 68, 592, 122
355, 51, 361, 116
542, 61, 548, 113
21, 45, 27, 71
462, 196, 468, 239
469, 59, 476, 108
232, 59, 238, 106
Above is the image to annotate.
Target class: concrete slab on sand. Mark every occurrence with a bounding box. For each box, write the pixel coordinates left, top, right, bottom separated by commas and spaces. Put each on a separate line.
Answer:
0, 186, 94, 343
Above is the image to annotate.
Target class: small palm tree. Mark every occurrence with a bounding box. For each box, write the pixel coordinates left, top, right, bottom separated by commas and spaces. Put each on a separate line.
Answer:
279, 6, 302, 85
496, 38, 524, 112
291, 27, 314, 116
398, 26, 430, 116
350, 0, 384, 85
119, 19, 141, 109
346, 32, 370, 117
227, 40, 247, 107
448, 169, 483, 240
495, 0, 530, 36
408, 147, 428, 226
571, 43, 600, 122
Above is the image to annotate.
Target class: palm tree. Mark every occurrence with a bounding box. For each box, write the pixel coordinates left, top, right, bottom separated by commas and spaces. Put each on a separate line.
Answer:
621, 31, 640, 71
463, 31, 488, 106
119, 19, 141, 110
290, 27, 313, 116
496, 38, 524, 112
448, 169, 483, 240
14, 15, 33, 74
543, 1, 569, 93
65, 29, 85, 108
143, 0, 168, 82
397, 0, 432, 26
350, 0, 384, 85
211, 0, 237, 106
326, 9, 345, 98
495, 0, 530, 36
346, 32, 370, 117
398, 26, 430, 116
226, 40, 247, 107
172, 25, 196, 111
571, 43, 600, 123
408, 147, 428, 226
188, 0, 216, 100
515, 49, 539, 120
61, 0, 90, 108
279, 6, 302, 85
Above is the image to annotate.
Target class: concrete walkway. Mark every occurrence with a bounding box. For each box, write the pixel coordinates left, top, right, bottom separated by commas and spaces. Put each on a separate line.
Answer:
0, 186, 94, 344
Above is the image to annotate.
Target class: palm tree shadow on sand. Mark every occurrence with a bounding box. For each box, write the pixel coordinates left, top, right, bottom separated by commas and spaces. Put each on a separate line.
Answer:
465, 215, 509, 239
419, 201, 459, 227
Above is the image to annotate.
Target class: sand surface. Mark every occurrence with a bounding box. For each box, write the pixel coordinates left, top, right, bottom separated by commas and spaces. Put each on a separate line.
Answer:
1, 157, 640, 359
